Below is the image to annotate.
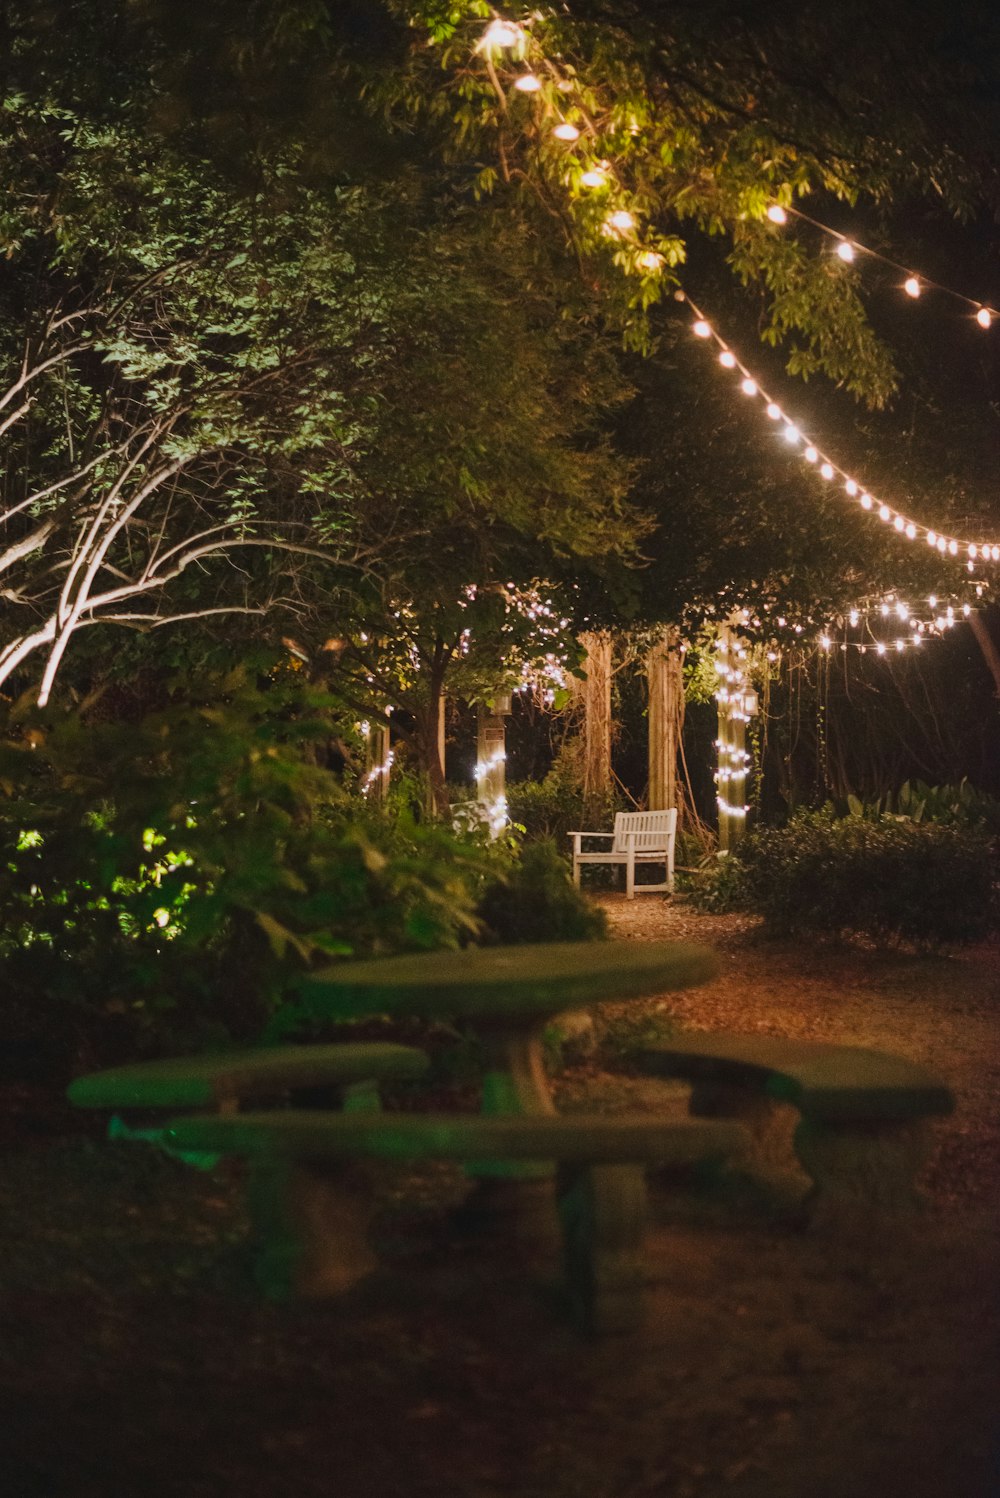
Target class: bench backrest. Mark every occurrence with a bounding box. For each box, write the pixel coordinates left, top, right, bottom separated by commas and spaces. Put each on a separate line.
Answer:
611, 809, 677, 854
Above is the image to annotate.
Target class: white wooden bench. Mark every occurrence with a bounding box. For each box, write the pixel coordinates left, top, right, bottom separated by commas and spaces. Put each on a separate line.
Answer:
568, 810, 677, 899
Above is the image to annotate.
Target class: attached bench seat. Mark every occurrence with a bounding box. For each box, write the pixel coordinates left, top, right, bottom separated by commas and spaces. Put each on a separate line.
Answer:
164, 1110, 749, 1333
67, 1042, 431, 1115
639, 1033, 954, 1223
568, 810, 677, 899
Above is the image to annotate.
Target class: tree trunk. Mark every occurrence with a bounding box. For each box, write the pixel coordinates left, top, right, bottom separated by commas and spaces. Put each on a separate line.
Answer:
415, 676, 449, 817
647, 628, 684, 813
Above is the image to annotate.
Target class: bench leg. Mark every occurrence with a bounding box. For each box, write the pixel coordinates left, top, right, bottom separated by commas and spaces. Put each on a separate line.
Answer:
793, 1118, 933, 1228
688, 1082, 795, 1170
557, 1162, 647, 1334
247, 1155, 378, 1300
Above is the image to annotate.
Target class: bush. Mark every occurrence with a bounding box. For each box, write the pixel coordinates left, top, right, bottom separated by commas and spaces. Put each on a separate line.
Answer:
705, 808, 997, 950
476, 838, 607, 945
506, 761, 620, 852
0, 668, 487, 1070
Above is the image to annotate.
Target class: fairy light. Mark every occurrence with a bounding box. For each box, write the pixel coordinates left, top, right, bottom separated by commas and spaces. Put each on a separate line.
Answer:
977, 307, 992, 329
606, 208, 636, 234
766, 205, 788, 224
835, 240, 856, 262
580, 166, 609, 188
513, 72, 542, 92
904, 277, 921, 298
553, 121, 581, 141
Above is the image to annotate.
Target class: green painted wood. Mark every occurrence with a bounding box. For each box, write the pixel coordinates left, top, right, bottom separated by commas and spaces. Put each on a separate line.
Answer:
165, 1110, 748, 1164
67, 1042, 430, 1111
299, 941, 719, 1023
640, 1033, 954, 1123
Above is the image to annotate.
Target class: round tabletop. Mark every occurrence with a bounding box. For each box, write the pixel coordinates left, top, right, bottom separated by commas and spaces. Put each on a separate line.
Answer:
298, 940, 719, 1024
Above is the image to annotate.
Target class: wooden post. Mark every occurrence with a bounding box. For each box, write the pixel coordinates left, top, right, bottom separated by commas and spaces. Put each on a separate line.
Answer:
476, 692, 511, 836
647, 629, 684, 812
362, 717, 391, 802
578, 631, 613, 810
715, 626, 751, 852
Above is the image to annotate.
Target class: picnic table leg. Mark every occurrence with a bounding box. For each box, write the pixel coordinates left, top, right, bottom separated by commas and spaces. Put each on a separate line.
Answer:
247, 1152, 377, 1300
557, 1162, 648, 1334
459, 1021, 560, 1254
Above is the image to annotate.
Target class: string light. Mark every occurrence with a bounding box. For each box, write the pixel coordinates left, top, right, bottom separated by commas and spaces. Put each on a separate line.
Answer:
680, 293, 1000, 563
768, 203, 1000, 327
553, 121, 581, 141
513, 72, 542, 92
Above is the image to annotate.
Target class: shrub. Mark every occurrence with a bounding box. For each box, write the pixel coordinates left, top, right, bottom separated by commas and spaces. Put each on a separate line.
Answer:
0, 668, 487, 1070
475, 838, 607, 945
506, 761, 620, 852
710, 808, 996, 950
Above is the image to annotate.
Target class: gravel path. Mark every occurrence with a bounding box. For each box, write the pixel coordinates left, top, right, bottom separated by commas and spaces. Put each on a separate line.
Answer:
1, 903, 997, 1498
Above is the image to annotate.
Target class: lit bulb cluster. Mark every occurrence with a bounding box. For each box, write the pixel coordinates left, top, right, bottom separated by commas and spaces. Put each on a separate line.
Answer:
814, 591, 978, 656
765, 204, 998, 329
685, 296, 1000, 566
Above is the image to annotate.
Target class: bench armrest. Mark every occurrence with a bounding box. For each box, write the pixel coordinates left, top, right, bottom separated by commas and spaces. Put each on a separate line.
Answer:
566, 830, 614, 839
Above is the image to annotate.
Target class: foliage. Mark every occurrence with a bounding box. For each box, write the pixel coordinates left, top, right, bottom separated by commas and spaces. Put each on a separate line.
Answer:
833, 779, 1000, 835
507, 760, 620, 852
694, 808, 997, 950
0, 667, 485, 1065
475, 838, 607, 946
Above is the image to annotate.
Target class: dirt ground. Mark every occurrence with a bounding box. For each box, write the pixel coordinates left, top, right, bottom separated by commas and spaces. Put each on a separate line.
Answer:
2, 897, 999, 1498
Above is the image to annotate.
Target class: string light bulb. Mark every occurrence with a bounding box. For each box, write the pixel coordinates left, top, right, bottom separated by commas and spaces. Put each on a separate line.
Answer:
977, 307, 992, 329
580, 167, 608, 188
553, 121, 581, 141
692, 319, 712, 338
513, 73, 542, 92
904, 276, 921, 298
836, 240, 856, 262
479, 19, 522, 50
606, 209, 635, 233
766, 205, 788, 224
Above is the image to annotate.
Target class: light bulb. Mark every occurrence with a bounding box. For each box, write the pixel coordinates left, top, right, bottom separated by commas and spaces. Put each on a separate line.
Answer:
480, 20, 521, 49
845, 479, 858, 496
820, 462, 834, 479
904, 276, 921, 298
948, 539, 959, 555
927, 532, 937, 547
968, 544, 978, 559
580, 167, 607, 188
905, 523, 916, 538
607, 209, 635, 233
877, 642, 887, 655
977, 307, 992, 329
766, 204, 788, 224
894, 516, 905, 531
937, 537, 947, 553
692, 319, 711, 338
861, 494, 874, 510
782, 424, 800, 444
804, 445, 818, 463
719, 350, 737, 368
638, 250, 662, 271
514, 73, 542, 92
836, 240, 855, 262
766, 402, 782, 420
553, 121, 581, 141
741, 377, 758, 396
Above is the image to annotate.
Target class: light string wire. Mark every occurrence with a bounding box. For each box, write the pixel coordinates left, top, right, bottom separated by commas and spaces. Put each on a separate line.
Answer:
769, 203, 998, 327
678, 290, 1000, 564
